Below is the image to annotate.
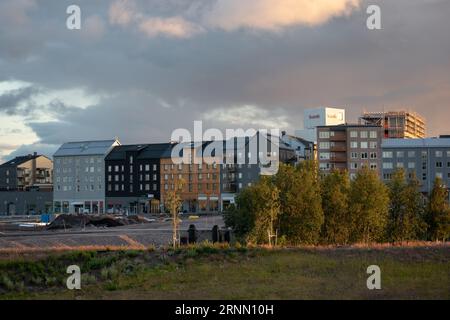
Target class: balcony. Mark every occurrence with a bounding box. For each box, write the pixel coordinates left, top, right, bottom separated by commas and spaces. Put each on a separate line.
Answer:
329, 133, 346, 142
329, 157, 347, 163
330, 146, 346, 152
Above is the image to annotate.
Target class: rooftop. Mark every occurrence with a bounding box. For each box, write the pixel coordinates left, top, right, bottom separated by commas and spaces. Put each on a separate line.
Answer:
382, 137, 450, 148
53, 139, 120, 157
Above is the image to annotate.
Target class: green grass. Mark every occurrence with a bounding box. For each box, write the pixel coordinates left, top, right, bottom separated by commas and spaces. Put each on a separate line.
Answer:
0, 244, 448, 300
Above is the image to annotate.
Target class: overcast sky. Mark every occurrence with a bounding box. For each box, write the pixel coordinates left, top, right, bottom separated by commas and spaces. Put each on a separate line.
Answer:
0, 0, 449, 162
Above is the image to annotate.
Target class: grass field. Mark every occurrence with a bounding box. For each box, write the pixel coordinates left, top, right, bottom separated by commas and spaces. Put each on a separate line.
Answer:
0, 243, 448, 300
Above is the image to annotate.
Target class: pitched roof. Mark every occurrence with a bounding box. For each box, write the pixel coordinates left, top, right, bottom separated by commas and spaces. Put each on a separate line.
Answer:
105, 143, 174, 160
53, 140, 119, 157
0, 154, 42, 168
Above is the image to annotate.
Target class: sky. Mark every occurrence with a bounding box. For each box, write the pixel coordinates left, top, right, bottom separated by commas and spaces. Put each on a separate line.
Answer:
0, 0, 449, 162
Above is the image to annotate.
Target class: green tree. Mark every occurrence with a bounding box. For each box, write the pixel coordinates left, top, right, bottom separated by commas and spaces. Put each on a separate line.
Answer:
165, 179, 185, 249
426, 178, 450, 241
387, 169, 426, 243
224, 177, 280, 245
349, 167, 389, 244
275, 162, 324, 245
320, 170, 351, 244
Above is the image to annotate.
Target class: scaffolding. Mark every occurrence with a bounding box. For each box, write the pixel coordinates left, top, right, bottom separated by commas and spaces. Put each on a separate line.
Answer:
359, 110, 426, 139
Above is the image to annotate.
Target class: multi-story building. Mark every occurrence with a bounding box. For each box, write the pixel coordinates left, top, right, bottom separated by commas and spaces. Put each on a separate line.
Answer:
53, 139, 120, 214
280, 131, 315, 163
381, 136, 450, 200
220, 133, 297, 210
0, 153, 53, 191
295, 107, 346, 142
160, 142, 221, 213
317, 124, 383, 178
105, 143, 172, 214
359, 110, 426, 139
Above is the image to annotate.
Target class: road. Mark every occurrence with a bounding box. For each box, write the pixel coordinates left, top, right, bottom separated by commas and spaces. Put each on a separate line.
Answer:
0, 215, 225, 250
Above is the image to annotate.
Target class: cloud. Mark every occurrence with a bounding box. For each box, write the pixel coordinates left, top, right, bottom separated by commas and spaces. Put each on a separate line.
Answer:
0, 85, 41, 115
138, 16, 202, 38
0, 0, 36, 27
203, 0, 361, 31
109, 0, 137, 27
203, 105, 291, 129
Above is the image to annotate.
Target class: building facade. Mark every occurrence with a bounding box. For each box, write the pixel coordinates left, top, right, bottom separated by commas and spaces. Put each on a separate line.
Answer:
0, 153, 53, 191
295, 107, 346, 142
0, 191, 53, 216
280, 131, 315, 163
160, 142, 221, 214
381, 137, 450, 200
317, 124, 383, 178
53, 139, 120, 214
359, 111, 426, 139
220, 133, 296, 210
105, 143, 172, 214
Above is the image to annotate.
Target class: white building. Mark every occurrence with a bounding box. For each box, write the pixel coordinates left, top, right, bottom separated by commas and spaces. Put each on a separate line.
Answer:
53, 139, 120, 214
295, 107, 346, 142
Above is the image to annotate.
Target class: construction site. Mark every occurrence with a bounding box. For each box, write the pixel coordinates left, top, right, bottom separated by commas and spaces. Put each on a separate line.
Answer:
359, 110, 426, 139
0, 214, 226, 252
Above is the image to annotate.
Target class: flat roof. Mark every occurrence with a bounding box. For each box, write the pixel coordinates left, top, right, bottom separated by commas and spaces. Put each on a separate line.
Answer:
382, 138, 450, 148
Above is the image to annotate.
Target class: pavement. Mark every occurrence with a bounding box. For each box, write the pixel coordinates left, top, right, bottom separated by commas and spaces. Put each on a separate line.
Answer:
0, 215, 225, 250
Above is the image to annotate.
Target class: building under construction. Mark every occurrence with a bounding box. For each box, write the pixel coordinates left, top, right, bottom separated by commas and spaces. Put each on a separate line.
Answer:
359, 111, 426, 139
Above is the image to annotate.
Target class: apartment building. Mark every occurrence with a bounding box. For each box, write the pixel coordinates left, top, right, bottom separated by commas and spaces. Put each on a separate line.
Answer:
105, 143, 172, 214
53, 139, 120, 214
160, 142, 221, 214
220, 133, 297, 210
359, 111, 426, 139
0, 153, 53, 191
280, 131, 315, 163
382, 136, 450, 200
317, 124, 383, 178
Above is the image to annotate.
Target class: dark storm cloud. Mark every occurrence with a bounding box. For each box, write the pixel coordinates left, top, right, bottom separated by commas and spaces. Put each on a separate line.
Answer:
0, 86, 40, 115
0, 0, 449, 160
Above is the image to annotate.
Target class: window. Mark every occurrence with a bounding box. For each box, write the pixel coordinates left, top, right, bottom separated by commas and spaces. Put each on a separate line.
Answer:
360, 141, 368, 149
447, 151, 450, 157
129, 156, 133, 164
360, 131, 368, 139
319, 131, 330, 139
397, 151, 404, 158
408, 162, 416, 169
115, 165, 119, 172
370, 152, 377, 159
408, 151, 416, 158
153, 164, 157, 171
350, 163, 358, 170
436, 173, 443, 179
320, 152, 330, 160
369, 131, 378, 139
361, 152, 368, 159
383, 151, 393, 159
397, 162, 404, 168
436, 162, 443, 168
319, 142, 330, 150
350, 141, 358, 149
383, 162, 393, 169
370, 163, 377, 170
436, 151, 443, 157
350, 131, 358, 138
369, 141, 378, 149
145, 164, 150, 171
351, 152, 358, 159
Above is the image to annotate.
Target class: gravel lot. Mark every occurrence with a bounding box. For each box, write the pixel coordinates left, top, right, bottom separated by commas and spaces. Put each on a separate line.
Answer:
0, 215, 225, 250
